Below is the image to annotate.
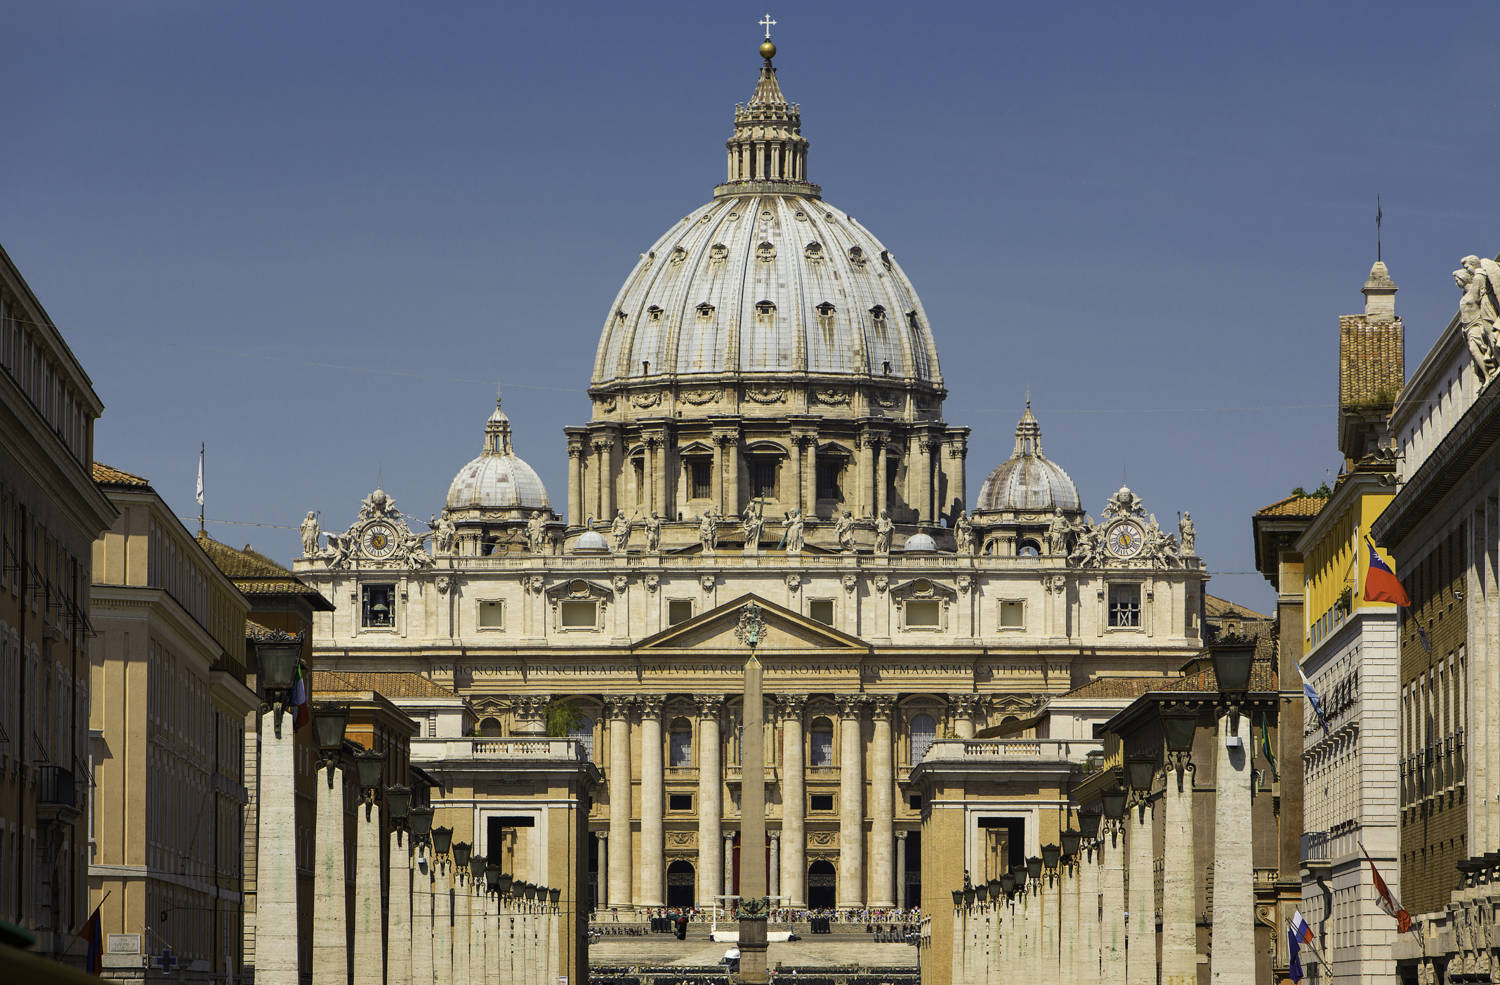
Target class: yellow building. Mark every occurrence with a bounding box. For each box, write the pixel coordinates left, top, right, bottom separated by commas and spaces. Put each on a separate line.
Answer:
0, 244, 116, 965
88, 464, 258, 982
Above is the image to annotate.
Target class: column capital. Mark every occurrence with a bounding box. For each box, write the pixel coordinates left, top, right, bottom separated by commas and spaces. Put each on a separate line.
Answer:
604, 696, 634, 719
773, 693, 806, 721
949, 693, 982, 717
868, 695, 896, 720
594, 830, 607, 842
835, 693, 866, 718
696, 694, 725, 718
637, 695, 666, 718
895, 829, 909, 841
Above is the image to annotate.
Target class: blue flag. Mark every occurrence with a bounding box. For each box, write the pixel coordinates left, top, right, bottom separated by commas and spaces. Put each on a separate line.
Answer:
1298, 663, 1330, 735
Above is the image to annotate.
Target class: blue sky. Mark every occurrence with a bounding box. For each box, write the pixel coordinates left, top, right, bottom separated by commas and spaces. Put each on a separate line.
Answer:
7, 1, 1496, 612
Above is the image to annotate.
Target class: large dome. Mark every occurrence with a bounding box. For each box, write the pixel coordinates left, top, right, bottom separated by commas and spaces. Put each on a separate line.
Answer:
975, 403, 1081, 513
445, 400, 549, 513
592, 194, 942, 387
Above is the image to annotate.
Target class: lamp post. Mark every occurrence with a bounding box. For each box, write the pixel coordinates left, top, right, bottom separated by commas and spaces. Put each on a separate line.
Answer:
311, 705, 350, 985
385, 785, 413, 985
351, 749, 385, 985
250, 633, 303, 985
433, 826, 455, 985
409, 807, 435, 985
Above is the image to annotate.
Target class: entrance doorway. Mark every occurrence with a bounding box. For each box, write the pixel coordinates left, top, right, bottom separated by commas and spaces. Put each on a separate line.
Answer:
807, 860, 836, 909
667, 860, 695, 908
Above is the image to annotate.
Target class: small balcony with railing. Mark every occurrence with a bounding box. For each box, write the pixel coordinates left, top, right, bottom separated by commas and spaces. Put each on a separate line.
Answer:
35, 766, 79, 824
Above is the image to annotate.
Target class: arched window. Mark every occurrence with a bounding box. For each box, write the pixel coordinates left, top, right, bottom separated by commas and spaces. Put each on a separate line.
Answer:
809, 716, 834, 767
909, 714, 936, 764
478, 716, 504, 737
567, 715, 595, 758
669, 717, 693, 767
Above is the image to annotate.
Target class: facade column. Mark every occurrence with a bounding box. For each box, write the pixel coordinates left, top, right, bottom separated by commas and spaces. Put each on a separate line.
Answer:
804, 437, 819, 518
837, 695, 866, 908
722, 432, 741, 518
769, 833, 781, 900
254, 712, 299, 985
412, 850, 434, 985
434, 855, 453, 985
388, 829, 412, 985
594, 437, 614, 523
1100, 824, 1126, 985
946, 433, 969, 520
1210, 712, 1253, 985
778, 695, 807, 907
869, 696, 896, 908
711, 437, 724, 513
1025, 882, 1040, 985
1161, 759, 1196, 985
639, 697, 665, 907
912, 432, 933, 523
791, 435, 806, 515
453, 863, 472, 985
606, 698, 634, 909
1125, 797, 1156, 985
697, 696, 724, 908
472, 884, 488, 985
313, 761, 347, 985
950, 694, 977, 739
352, 798, 383, 985
857, 433, 874, 518
594, 832, 607, 916
875, 439, 889, 517
896, 831, 908, 909
566, 437, 583, 526
649, 433, 670, 523
724, 834, 736, 898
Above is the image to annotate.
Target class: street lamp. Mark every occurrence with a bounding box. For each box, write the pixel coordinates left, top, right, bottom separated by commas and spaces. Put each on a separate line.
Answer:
963, 887, 976, 908
408, 806, 433, 845
1026, 856, 1042, 882
1011, 865, 1028, 893
549, 887, 561, 907
385, 784, 412, 826
1000, 873, 1016, 897
252, 633, 302, 737
313, 706, 349, 785
1041, 843, 1060, 870
1078, 809, 1102, 843
453, 840, 472, 870
1211, 637, 1256, 731
1160, 705, 1198, 792
1125, 756, 1157, 802
1060, 828, 1081, 857
432, 826, 454, 857
952, 889, 964, 908
485, 863, 501, 895
353, 749, 385, 809
987, 879, 1002, 902
1100, 787, 1127, 829
497, 873, 513, 897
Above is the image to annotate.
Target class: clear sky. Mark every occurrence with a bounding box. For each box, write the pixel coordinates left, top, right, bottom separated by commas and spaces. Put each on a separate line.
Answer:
7, 1, 1496, 612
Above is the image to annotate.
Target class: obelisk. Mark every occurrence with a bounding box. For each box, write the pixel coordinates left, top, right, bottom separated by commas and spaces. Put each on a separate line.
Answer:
736, 604, 769, 984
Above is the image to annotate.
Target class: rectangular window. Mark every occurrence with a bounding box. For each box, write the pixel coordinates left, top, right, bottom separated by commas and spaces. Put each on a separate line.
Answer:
560, 600, 598, 629
477, 600, 505, 629
669, 794, 693, 812
749, 457, 779, 500
810, 794, 835, 812
668, 599, 694, 626
816, 459, 843, 501
999, 600, 1024, 629
361, 584, 396, 627
689, 458, 712, 499
1108, 583, 1141, 628
909, 793, 923, 811
905, 600, 941, 629
809, 599, 834, 626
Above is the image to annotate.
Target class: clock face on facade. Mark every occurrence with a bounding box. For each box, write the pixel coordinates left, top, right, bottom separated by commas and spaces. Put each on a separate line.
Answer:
1105, 519, 1145, 559
362, 523, 397, 559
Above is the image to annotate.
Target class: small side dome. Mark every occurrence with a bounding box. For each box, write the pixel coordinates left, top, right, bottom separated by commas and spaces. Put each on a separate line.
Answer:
444, 398, 550, 514
975, 401, 1081, 513
903, 532, 938, 552
572, 529, 609, 553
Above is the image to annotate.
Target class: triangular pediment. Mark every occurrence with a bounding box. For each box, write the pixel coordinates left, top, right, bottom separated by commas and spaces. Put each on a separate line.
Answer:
634, 593, 870, 653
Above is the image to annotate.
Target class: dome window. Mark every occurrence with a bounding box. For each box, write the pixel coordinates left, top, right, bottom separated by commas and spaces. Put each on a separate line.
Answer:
906, 310, 921, 331
709, 244, 728, 263
696, 302, 715, 319
647, 305, 663, 321
755, 299, 777, 317
881, 250, 893, 269
804, 242, 824, 261
670, 246, 689, 265
793, 210, 808, 222
641, 250, 656, 267
848, 246, 867, 266
1017, 540, 1041, 558
870, 305, 888, 337
815, 302, 836, 340
757, 241, 776, 263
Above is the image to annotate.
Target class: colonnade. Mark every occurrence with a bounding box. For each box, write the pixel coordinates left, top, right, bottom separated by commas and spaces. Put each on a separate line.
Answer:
601, 693, 909, 911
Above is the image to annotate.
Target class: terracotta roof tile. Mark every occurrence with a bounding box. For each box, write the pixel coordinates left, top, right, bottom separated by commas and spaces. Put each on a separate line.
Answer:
197, 534, 332, 609
1204, 594, 1271, 621
1339, 314, 1404, 409
311, 670, 458, 700
1064, 677, 1174, 699
92, 463, 151, 487
1255, 494, 1327, 518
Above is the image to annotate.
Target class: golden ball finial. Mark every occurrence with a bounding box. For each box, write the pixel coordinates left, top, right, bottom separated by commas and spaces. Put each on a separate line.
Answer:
759, 39, 777, 61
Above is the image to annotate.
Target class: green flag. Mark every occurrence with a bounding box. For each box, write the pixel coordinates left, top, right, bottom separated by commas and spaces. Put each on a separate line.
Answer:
1260, 711, 1278, 780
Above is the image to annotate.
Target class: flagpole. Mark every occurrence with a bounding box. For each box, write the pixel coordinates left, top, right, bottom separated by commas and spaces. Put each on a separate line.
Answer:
1290, 917, 1330, 975
197, 442, 205, 536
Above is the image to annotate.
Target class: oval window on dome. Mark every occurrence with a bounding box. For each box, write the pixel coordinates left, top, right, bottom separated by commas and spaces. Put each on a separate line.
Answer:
755, 299, 777, 317
804, 242, 823, 261
757, 242, 776, 263
696, 302, 715, 318
647, 305, 663, 321
848, 246, 866, 266
709, 243, 728, 263
670, 246, 688, 265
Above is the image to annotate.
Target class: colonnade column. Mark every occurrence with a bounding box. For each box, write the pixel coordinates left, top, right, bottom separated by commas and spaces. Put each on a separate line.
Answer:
857, 433, 874, 518
566, 438, 583, 527
254, 712, 298, 985
1210, 711, 1254, 985
453, 858, 472, 985
836, 695, 866, 908
638, 697, 665, 907
411, 848, 433, 985
875, 438, 889, 517
434, 853, 453, 985
594, 832, 607, 915
724, 834, 736, 898
606, 697, 634, 909
791, 436, 806, 515
1161, 754, 1196, 985
1100, 820, 1127, 985
769, 833, 781, 900
1060, 859, 1077, 985
388, 826, 412, 985
895, 831, 908, 909
913, 432, 933, 523
869, 696, 896, 908
1126, 790, 1158, 985
312, 757, 347, 985
778, 695, 807, 908
697, 696, 724, 908
352, 792, 383, 985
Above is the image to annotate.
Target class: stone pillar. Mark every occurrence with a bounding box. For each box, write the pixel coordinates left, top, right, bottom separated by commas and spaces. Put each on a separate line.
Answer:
1161, 761, 1196, 985
473, 886, 488, 985
697, 696, 724, 908
1025, 883, 1040, 985
769, 834, 780, 900
791, 436, 806, 515
896, 831, 908, 909
567, 439, 583, 526
453, 868, 472, 985
913, 432, 933, 523
313, 761, 347, 985
412, 850, 434, 985
951, 694, 977, 739
875, 439, 889, 517
712, 438, 724, 513
869, 697, 896, 908
650, 434, 670, 522
388, 830, 412, 985
1039, 868, 1057, 984
778, 695, 807, 907
606, 698, 633, 909
594, 832, 607, 916
738, 647, 770, 984
1126, 797, 1157, 985
254, 713, 299, 985
946, 434, 969, 519
857, 433, 874, 518
724, 834, 736, 898
353, 799, 383, 985
639, 697, 665, 907
722, 433, 740, 518
1059, 862, 1076, 985
1211, 712, 1253, 985
804, 438, 819, 518
837, 695, 866, 908
435, 858, 453, 985
950, 898, 966, 985
1100, 825, 1127, 985
485, 891, 501, 985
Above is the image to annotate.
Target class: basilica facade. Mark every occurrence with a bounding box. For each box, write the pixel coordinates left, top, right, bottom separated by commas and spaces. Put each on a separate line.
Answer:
296, 38, 1209, 917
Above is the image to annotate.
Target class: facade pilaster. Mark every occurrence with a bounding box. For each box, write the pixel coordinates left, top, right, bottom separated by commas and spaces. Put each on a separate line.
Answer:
594, 831, 607, 915
769, 833, 781, 900
606, 697, 634, 908
778, 694, 807, 907
1161, 766, 1196, 985
639, 696, 665, 907
804, 436, 819, 518
1126, 798, 1156, 985
698, 695, 724, 908
312, 762, 347, 985
857, 431, 875, 518
1210, 712, 1253, 985
874, 433, 890, 517
837, 694, 866, 907
870, 696, 896, 908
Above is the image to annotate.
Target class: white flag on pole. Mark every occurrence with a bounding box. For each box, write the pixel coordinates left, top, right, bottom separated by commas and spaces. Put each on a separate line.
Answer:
196, 444, 204, 507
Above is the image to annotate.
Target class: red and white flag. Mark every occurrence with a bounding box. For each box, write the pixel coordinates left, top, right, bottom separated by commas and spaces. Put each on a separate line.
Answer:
1361, 845, 1411, 934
